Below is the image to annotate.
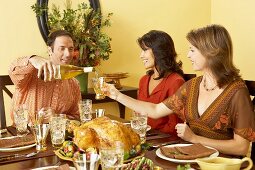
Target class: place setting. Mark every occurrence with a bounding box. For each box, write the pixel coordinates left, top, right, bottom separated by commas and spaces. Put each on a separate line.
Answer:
0, 106, 59, 164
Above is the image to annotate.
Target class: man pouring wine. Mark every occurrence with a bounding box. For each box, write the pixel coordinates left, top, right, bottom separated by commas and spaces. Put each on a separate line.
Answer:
9, 30, 85, 124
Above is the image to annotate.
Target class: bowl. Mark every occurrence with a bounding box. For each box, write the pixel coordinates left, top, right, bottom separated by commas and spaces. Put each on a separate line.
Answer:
196, 156, 253, 170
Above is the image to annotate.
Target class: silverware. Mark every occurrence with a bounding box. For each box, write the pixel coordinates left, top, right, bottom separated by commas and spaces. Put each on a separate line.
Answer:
152, 140, 180, 148
0, 151, 39, 162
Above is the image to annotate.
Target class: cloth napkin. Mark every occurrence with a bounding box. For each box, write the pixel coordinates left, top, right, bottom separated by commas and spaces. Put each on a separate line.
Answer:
160, 143, 217, 160
0, 134, 35, 148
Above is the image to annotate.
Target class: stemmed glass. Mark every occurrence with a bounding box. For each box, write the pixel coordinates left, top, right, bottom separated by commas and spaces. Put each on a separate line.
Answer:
130, 112, 148, 143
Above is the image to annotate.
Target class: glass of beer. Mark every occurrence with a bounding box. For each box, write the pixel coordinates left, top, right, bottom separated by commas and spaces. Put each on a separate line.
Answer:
91, 77, 106, 100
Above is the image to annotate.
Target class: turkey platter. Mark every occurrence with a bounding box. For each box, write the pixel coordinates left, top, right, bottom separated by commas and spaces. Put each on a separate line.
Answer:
73, 116, 141, 154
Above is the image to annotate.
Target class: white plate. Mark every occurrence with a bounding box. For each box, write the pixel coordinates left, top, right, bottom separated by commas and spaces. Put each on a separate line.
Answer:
0, 143, 36, 152
156, 144, 219, 164
124, 123, 151, 132
32, 166, 76, 170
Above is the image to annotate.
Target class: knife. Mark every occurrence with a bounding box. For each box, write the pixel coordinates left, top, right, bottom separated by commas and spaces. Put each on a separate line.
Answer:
152, 140, 180, 148
0, 154, 24, 162
0, 151, 39, 162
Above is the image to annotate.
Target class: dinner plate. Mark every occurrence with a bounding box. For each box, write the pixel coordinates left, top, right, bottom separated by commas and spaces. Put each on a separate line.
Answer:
155, 144, 219, 164
0, 143, 36, 152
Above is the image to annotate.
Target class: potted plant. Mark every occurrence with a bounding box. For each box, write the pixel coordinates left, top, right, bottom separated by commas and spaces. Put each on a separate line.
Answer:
31, 0, 113, 93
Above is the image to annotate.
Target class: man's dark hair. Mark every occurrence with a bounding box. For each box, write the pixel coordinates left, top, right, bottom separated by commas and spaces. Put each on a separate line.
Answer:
46, 30, 74, 47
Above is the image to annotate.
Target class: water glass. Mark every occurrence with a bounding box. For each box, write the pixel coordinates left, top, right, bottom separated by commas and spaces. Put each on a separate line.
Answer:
99, 141, 124, 170
50, 114, 66, 148
31, 124, 50, 151
13, 104, 29, 136
79, 99, 92, 123
73, 153, 100, 170
91, 77, 105, 100
130, 112, 148, 143
95, 109, 105, 118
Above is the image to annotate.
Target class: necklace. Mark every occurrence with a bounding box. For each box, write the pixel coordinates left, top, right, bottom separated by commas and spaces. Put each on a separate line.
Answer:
203, 77, 218, 91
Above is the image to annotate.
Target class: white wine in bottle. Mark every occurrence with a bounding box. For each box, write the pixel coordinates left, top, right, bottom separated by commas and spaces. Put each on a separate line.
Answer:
41, 65, 93, 80
55, 65, 93, 80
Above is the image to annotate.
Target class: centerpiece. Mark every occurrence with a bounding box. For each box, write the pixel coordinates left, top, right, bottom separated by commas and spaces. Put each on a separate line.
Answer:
31, 0, 113, 93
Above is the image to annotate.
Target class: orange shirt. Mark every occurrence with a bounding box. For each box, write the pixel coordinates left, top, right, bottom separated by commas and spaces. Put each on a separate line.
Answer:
9, 56, 81, 123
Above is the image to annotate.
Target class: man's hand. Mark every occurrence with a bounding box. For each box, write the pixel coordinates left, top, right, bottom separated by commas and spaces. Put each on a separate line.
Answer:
29, 56, 58, 81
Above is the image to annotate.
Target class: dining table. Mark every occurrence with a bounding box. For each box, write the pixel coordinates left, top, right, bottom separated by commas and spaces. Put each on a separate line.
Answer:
0, 114, 251, 170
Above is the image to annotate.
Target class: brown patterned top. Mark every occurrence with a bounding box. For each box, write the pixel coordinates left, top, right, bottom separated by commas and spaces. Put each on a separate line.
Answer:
9, 56, 81, 123
163, 76, 255, 141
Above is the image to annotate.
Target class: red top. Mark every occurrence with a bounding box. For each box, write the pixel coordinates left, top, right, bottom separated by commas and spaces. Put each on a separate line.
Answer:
138, 73, 185, 135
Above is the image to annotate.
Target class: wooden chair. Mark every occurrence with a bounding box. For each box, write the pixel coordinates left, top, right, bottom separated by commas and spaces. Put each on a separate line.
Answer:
183, 73, 196, 81
0, 75, 13, 129
245, 80, 255, 162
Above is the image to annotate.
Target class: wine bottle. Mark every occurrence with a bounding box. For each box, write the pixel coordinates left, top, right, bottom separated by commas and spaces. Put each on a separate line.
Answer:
41, 65, 93, 80
57, 65, 93, 80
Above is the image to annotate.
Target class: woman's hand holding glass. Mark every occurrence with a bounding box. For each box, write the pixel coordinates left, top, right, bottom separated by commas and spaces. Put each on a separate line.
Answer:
102, 83, 120, 101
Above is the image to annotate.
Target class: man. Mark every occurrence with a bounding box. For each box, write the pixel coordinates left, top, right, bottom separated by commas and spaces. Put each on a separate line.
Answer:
9, 30, 81, 123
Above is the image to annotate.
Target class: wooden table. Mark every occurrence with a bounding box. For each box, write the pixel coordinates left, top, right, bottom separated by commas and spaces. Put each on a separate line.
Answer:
82, 86, 138, 119
0, 136, 184, 170
0, 115, 242, 170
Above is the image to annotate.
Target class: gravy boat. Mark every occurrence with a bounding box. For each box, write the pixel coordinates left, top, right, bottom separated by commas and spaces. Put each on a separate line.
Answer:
196, 156, 253, 170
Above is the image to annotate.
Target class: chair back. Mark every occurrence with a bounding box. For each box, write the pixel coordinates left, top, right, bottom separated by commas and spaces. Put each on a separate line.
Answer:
0, 75, 13, 129
245, 80, 255, 107
245, 80, 255, 163
183, 74, 196, 81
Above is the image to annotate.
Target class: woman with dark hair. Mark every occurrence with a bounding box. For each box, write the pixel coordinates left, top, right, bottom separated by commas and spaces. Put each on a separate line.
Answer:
137, 30, 185, 135
104, 25, 255, 156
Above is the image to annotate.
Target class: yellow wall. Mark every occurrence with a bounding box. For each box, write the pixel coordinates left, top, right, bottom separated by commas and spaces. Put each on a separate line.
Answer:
4, 1, 254, 125
211, 0, 255, 80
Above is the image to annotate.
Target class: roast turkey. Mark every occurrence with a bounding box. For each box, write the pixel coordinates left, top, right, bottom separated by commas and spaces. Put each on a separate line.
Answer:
73, 116, 141, 153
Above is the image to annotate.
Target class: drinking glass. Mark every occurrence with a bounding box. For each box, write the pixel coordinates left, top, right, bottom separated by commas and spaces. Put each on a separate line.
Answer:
95, 109, 105, 118
79, 99, 92, 123
73, 153, 100, 170
130, 112, 148, 143
13, 104, 29, 136
91, 77, 106, 100
50, 114, 66, 148
99, 141, 124, 170
31, 124, 50, 151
